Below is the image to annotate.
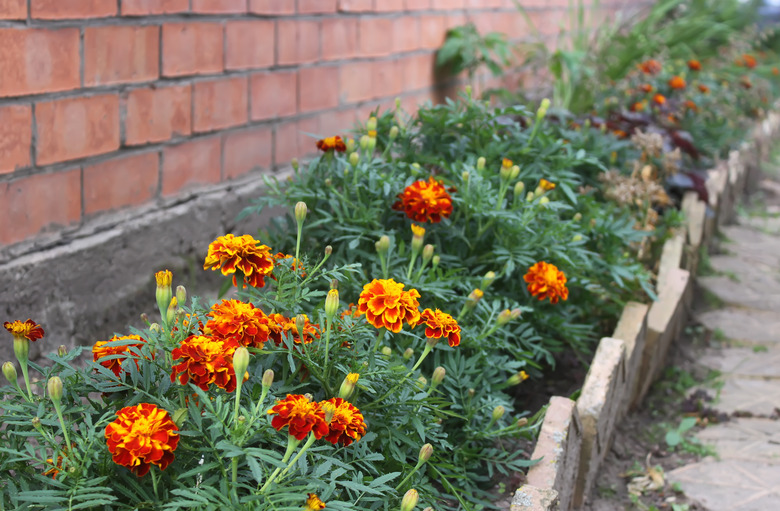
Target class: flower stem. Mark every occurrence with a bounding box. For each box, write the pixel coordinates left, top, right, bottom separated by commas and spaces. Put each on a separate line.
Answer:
259, 435, 300, 493
395, 460, 424, 491
150, 466, 160, 500
52, 401, 72, 457
294, 224, 303, 275
323, 319, 333, 381
18, 362, 33, 401
406, 253, 418, 280
279, 433, 316, 478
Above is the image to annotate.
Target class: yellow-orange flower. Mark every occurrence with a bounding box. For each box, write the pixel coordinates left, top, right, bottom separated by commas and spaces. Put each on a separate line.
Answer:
502, 158, 513, 168
357, 279, 421, 333
773, 67, 779, 76
639, 83, 653, 93
155, 270, 172, 287
171, 335, 242, 392
419, 308, 461, 347
316, 135, 347, 152
630, 101, 646, 112
105, 403, 179, 477
93, 335, 149, 377
267, 313, 320, 346
638, 59, 661, 75
698, 84, 710, 94
653, 93, 666, 105
205, 299, 271, 349
267, 394, 329, 441
668, 76, 686, 90
411, 223, 425, 238
203, 234, 275, 289
688, 59, 701, 71
685, 100, 698, 112
742, 54, 757, 69
305, 493, 327, 511
273, 252, 306, 276
43, 444, 73, 478
320, 397, 367, 446
538, 179, 556, 191
524, 261, 569, 304
392, 176, 453, 223
3, 319, 44, 342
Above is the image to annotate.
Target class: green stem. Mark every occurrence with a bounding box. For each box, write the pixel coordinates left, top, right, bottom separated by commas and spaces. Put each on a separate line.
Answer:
395, 461, 424, 491
406, 253, 418, 280
19, 363, 33, 401
259, 435, 300, 493
52, 401, 72, 454
294, 224, 303, 275
372, 329, 385, 353
369, 343, 433, 408
279, 433, 316, 478
150, 466, 160, 500
299, 252, 331, 288
323, 319, 333, 381
378, 252, 389, 279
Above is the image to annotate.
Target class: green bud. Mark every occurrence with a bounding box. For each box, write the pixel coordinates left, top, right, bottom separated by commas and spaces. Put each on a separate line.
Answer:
325, 245, 333, 257
3, 361, 17, 384
339, 373, 359, 400
510, 165, 520, 181
360, 134, 371, 150
496, 309, 513, 326
417, 376, 427, 388
349, 151, 360, 167
514, 181, 525, 197
418, 443, 433, 464
516, 417, 529, 428
403, 348, 414, 360
367, 136, 377, 153
431, 366, 446, 386
262, 369, 275, 389
491, 405, 505, 421
291, 158, 299, 171
140, 312, 150, 325
346, 138, 356, 152
389, 126, 399, 141
526, 191, 535, 202
381, 346, 392, 357
537, 98, 551, 119
401, 489, 419, 511
150, 322, 161, 334
395, 97, 402, 109
573, 212, 582, 222
468, 388, 475, 398
48, 376, 63, 404
325, 289, 340, 320
376, 235, 390, 255
573, 234, 583, 242
539, 196, 550, 205
233, 347, 250, 380
431, 255, 440, 270
166, 297, 178, 327
32, 416, 42, 431
506, 371, 529, 386
476, 157, 486, 171
462, 171, 469, 182
295, 315, 307, 341
422, 244, 434, 264
366, 116, 377, 132
176, 285, 187, 306
58, 345, 67, 357
155, 269, 173, 320
295, 201, 308, 226
480, 271, 496, 290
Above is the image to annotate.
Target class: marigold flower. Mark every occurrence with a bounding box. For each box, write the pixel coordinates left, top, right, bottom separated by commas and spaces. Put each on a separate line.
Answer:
44, 444, 75, 478
320, 397, 367, 446
638, 59, 661, 75
688, 59, 701, 71
204, 299, 271, 349
411, 223, 426, 238
740, 76, 753, 89
357, 279, 421, 333
171, 335, 242, 392
742, 54, 757, 69
419, 308, 461, 347
203, 234, 275, 289
630, 101, 646, 112
538, 178, 556, 191
652, 93, 666, 105
524, 261, 569, 304
698, 84, 710, 94
267, 313, 320, 346
305, 493, 327, 511
3, 319, 44, 342
93, 335, 149, 377
685, 100, 698, 112
668, 76, 686, 89
612, 129, 628, 139
105, 403, 179, 477
273, 252, 306, 276
392, 177, 453, 223
502, 158, 513, 168
639, 83, 653, 93
267, 394, 329, 441
316, 136, 347, 152
773, 67, 779, 76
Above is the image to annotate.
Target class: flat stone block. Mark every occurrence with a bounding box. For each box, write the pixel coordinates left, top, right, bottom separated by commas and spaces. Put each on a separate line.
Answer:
681, 191, 706, 251
526, 396, 582, 511
611, 301, 649, 418
511, 485, 559, 511
657, 233, 685, 287
573, 337, 626, 508
697, 307, 780, 345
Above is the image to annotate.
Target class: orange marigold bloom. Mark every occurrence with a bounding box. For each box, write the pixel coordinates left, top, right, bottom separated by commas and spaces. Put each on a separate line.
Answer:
630, 101, 646, 112
502, 158, 513, 168
3, 319, 44, 342
320, 397, 367, 446
305, 493, 327, 511
44, 445, 73, 478
538, 178, 556, 191
740, 76, 753, 89
638, 59, 662, 75
524, 261, 569, 304
688, 59, 701, 71
392, 176, 453, 223
639, 83, 653, 93
653, 93, 666, 105
743, 54, 757, 69
357, 279, 421, 333
419, 308, 461, 347
698, 84, 710, 94
685, 100, 698, 112
316, 135, 347, 152
93, 335, 149, 377
205, 299, 271, 349
171, 335, 242, 392
612, 129, 628, 139
105, 403, 179, 477
273, 252, 306, 276
267, 313, 320, 346
668, 76, 686, 90
267, 394, 329, 441
203, 234, 275, 289
773, 67, 779, 76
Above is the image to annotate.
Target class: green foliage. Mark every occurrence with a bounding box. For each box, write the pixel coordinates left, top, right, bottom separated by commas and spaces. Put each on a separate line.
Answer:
436, 23, 511, 80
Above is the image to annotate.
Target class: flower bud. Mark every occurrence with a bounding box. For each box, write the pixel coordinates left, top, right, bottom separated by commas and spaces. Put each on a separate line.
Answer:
411, 224, 425, 254
262, 369, 275, 389
367, 136, 377, 153
422, 244, 434, 264
360, 134, 371, 150
140, 312, 150, 325
506, 370, 529, 386
376, 235, 390, 255
325, 245, 333, 257
150, 323, 161, 334
349, 151, 360, 168
411, 162, 421, 171
431, 255, 440, 271
32, 416, 42, 431
322, 400, 336, 424
366, 116, 377, 132
389, 126, 399, 141
492, 405, 505, 421
496, 309, 513, 327
416, 376, 427, 388
480, 271, 496, 290
3, 361, 17, 384
418, 443, 433, 464
291, 158, 299, 171
510, 308, 522, 320
401, 489, 419, 511
48, 376, 63, 404
572, 234, 583, 242
462, 171, 469, 182
539, 196, 550, 205
325, 289, 340, 320
155, 269, 173, 318
537, 98, 551, 119
468, 388, 475, 398
465, 288, 484, 310
514, 181, 525, 197
176, 285, 187, 306
381, 346, 393, 357
233, 347, 250, 381
476, 157, 486, 171
172, 408, 188, 427
516, 417, 529, 428
346, 138, 356, 152
56, 345, 67, 357
431, 366, 446, 387
423, 508, 434, 511
295, 315, 306, 340
395, 97, 402, 109
510, 165, 520, 181
526, 192, 535, 202
500, 164, 512, 181
339, 372, 359, 400
403, 348, 414, 360
295, 201, 308, 226
573, 212, 582, 222
166, 296, 178, 327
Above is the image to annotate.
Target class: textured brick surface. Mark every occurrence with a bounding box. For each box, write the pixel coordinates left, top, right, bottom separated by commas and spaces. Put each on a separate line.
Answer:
223, 127, 273, 180
124, 85, 192, 145
31, 0, 116, 19
249, 0, 295, 14
0, 0, 26, 19
225, 20, 275, 71
612, 301, 649, 414
250, 71, 298, 121
277, 19, 320, 66
0, 28, 80, 97
83, 152, 160, 215
162, 23, 224, 77
161, 137, 222, 197
193, 77, 249, 133
0, 104, 32, 174
121, 0, 189, 15
84, 25, 160, 86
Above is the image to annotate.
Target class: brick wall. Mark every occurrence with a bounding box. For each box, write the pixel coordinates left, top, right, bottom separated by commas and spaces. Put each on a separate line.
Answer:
0, 0, 631, 252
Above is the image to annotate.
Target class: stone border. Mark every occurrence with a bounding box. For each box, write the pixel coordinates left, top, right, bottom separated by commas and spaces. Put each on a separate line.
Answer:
511, 111, 780, 510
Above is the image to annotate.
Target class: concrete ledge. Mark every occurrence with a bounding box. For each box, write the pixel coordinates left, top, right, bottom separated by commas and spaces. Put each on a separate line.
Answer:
611, 301, 649, 418
511, 485, 560, 511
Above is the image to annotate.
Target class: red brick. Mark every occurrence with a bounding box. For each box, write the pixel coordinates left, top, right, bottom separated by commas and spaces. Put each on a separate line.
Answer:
121, 0, 188, 15
36, 95, 120, 165
419, 15, 447, 49
0, 28, 80, 98
465, 0, 502, 6
249, 0, 294, 14
193, 77, 248, 133
401, 53, 435, 91
445, 13, 466, 30
162, 137, 221, 197
83, 152, 159, 215
191, 0, 246, 13
223, 127, 272, 179
125, 85, 192, 145
322, 18, 357, 61
31, 0, 116, 19
393, 16, 420, 53
375, 0, 404, 11
318, 109, 357, 138
338, 0, 372, 11
339, 61, 373, 103
299, 66, 339, 113
299, 0, 337, 13
225, 20, 275, 70
250, 71, 297, 121
0, 105, 32, 174
84, 26, 159, 86
274, 116, 320, 167
0, 0, 26, 19
0, 169, 81, 245
358, 18, 394, 58
431, 0, 464, 7
372, 59, 404, 98
404, 0, 430, 9
162, 23, 224, 77
277, 20, 320, 66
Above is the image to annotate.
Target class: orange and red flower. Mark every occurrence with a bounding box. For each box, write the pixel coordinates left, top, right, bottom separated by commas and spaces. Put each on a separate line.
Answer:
3, 319, 44, 342
93, 335, 149, 377
524, 261, 569, 304
267, 394, 329, 441
105, 403, 179, 477
171, 335, 243, 392
688, 59, 701, 71
773, 67, 779, 76
320, 397, 367, 446
203, 234, 275, 289
267, 313, 321, 346
357, 279, 421, 333
668, 76, 686, 90
273, 252, 306, 276
205, 299, 271, 349
638, 59, 662, 75
639, 83, 654, 93
685, 100, 698, 112
740, 76, 753, 89
630, 101, 646, 112
419, 308, 461, 347
538, 178, 556, 191
698, 84, 710, 94
316, 136, 347, 152
652, 93, 667, 105
742, 54, 757, 69
305, 494, 327, 511
392, 177, 453, 223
